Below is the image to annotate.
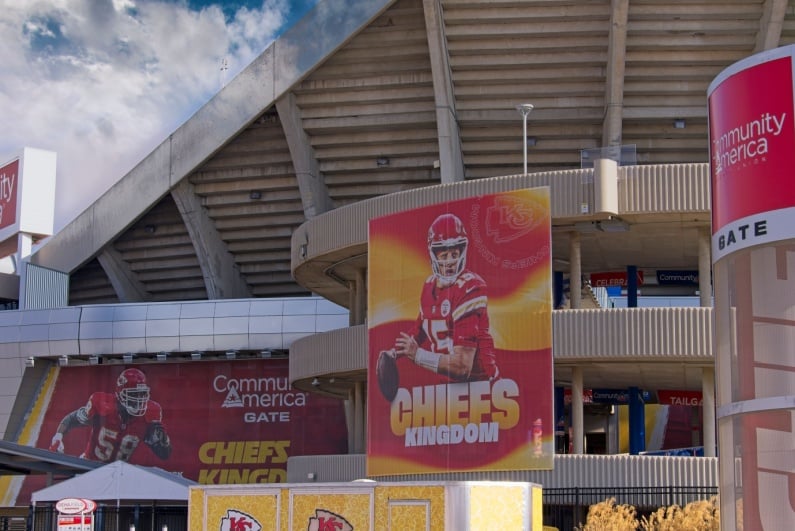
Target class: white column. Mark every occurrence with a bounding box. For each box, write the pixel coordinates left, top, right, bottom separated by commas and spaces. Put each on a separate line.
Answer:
702, 366, 716, 457
699, 227, 712, 307
572, 366, 585, 454
569, 232, 582, 309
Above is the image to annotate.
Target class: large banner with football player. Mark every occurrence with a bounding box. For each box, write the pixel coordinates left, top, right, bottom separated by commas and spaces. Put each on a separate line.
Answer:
366, 188, 553, 475
9, 359, 348, 505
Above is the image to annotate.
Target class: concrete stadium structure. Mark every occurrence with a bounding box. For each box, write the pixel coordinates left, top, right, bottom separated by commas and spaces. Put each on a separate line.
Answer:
4, 0, 794, 518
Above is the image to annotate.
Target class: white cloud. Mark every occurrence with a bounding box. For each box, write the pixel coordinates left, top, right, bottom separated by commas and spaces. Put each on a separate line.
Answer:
0, 0, 288, 231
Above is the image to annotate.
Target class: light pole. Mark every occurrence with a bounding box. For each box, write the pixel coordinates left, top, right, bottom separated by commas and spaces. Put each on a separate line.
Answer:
516, 103, 534, 174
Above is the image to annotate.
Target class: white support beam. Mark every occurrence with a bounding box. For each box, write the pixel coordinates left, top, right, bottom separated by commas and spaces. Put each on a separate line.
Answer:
171, 180, 252, 300
602, 0, 629, 148
97, 246, 150, 303
423, 0, 465, 183
755, 0, 788, 53
276, 93, 334, 218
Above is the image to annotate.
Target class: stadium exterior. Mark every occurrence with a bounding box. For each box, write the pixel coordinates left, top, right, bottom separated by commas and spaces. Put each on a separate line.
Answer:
3, 0, 794, 526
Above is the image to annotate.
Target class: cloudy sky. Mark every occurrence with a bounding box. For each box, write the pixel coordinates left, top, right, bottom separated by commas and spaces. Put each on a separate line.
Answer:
0, 0, 317, 232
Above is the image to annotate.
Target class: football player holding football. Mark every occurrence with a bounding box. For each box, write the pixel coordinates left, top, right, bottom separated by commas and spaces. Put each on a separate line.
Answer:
49, 367, 172, 462
393, 213, 499, 382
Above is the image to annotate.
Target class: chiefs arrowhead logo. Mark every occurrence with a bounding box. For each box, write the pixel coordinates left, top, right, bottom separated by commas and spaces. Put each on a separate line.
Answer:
484, 195, 542, 244
220, 509, 261, 531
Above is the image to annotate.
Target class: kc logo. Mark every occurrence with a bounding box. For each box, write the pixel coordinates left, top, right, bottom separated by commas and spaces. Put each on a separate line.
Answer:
307, 509, 353, 531
220, 509, 261, 531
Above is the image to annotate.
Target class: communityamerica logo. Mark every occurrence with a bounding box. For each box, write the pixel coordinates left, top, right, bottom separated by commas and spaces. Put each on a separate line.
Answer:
220, 509, 261, 531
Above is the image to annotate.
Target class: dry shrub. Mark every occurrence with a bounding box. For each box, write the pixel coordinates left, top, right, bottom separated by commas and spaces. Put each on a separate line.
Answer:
576, 498, 638, 531
640, 496, 720, 530
577, 496, 720, 531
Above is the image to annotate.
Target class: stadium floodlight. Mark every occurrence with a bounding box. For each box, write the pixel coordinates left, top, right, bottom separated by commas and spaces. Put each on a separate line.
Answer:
516, 103, 534, 175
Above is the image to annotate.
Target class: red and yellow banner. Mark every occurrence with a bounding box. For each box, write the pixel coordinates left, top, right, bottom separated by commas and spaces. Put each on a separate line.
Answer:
14, 359, 347, 505
366, 188, 553, 475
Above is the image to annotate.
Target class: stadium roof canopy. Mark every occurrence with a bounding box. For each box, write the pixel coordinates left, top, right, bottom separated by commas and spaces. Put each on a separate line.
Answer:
0, 440, 100, 478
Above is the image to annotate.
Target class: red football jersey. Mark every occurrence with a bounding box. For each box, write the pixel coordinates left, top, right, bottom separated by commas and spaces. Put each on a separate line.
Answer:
77, 392, 163, 462
412, 270, 498, 381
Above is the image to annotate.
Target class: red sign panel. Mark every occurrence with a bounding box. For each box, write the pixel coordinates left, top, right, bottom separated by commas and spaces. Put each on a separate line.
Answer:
590, 271, 643, 288
0, 159, 19, 230
657, 390, 703, 407
14, 360, 347, 505
367, 188, 553, 475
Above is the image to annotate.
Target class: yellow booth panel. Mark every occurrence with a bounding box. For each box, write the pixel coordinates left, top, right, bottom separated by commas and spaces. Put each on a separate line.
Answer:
189, 480, 542, 530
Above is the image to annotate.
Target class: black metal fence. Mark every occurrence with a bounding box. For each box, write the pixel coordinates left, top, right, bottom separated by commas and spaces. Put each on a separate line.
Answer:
8, 486, 718, 531
542, 486, 719, 530
28, 505, 187, 531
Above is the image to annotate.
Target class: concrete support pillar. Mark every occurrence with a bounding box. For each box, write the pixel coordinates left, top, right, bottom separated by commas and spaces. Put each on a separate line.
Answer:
628, 386, 646, 455
627, 265, 638, 308
353, 381, 364, 454
571, 367, 584, 454
569, 232, 582, 309
699, 227, 712, 307
349, 268, 367, 326
702, 366, 716, 457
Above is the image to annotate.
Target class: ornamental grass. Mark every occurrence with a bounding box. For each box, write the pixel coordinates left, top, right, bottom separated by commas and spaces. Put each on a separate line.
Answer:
575, 496, 720, 531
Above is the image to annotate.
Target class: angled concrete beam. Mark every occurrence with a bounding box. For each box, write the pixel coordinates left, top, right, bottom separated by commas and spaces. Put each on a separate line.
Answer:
97, 246, 150, 302
171, 180, 252, 300
423, 0, 465, 183
276, 93, 334, 218
755, 0, 788, 53
29, 0, 396, 273
602, 0, 629, 148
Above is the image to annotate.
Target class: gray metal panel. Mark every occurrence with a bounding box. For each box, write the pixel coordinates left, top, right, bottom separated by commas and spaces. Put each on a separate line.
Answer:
214, 316, 249, 335
283, 299, 318, 315
79, 320, 113, 339
19, 324, 48, 341
287, 454, 719, 489
114, 305, 148, 321
180, 317, 214, 336
146, 318, 180, 337
315, 314, 348, 332
180, 303, 215, 319
80, 306, 115, 322
20, 341, 49, 357
20, 310, 50, 325
48, 339, 80, 357
180, 335, 215, 352
249, 316, 283, 334
48, 322, 79, 340
113, 336, 146, 353
112, 319, 146, 338
48, 307, 82, 323
0, 311, 22, 326
147, 303, 182, 320
250, 300, 285, 316
23, 263, 68, 309
214, 301, 251, 318
248, 333, 284, 350
80, 338, 114, 355
213, 334, 249, 351
282, 315, 317, 333
147, 335, 180, 353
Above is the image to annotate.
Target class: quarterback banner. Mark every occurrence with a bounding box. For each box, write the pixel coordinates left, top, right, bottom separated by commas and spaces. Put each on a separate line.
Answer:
13, 359, 347, 505
366, 188, 553, 475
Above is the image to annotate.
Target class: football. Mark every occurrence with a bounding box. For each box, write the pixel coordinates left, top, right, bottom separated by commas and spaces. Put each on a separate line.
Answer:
376, 350, 400, 402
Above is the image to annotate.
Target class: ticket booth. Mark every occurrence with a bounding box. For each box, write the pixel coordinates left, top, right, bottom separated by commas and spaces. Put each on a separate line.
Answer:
189, 480, 543, 530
